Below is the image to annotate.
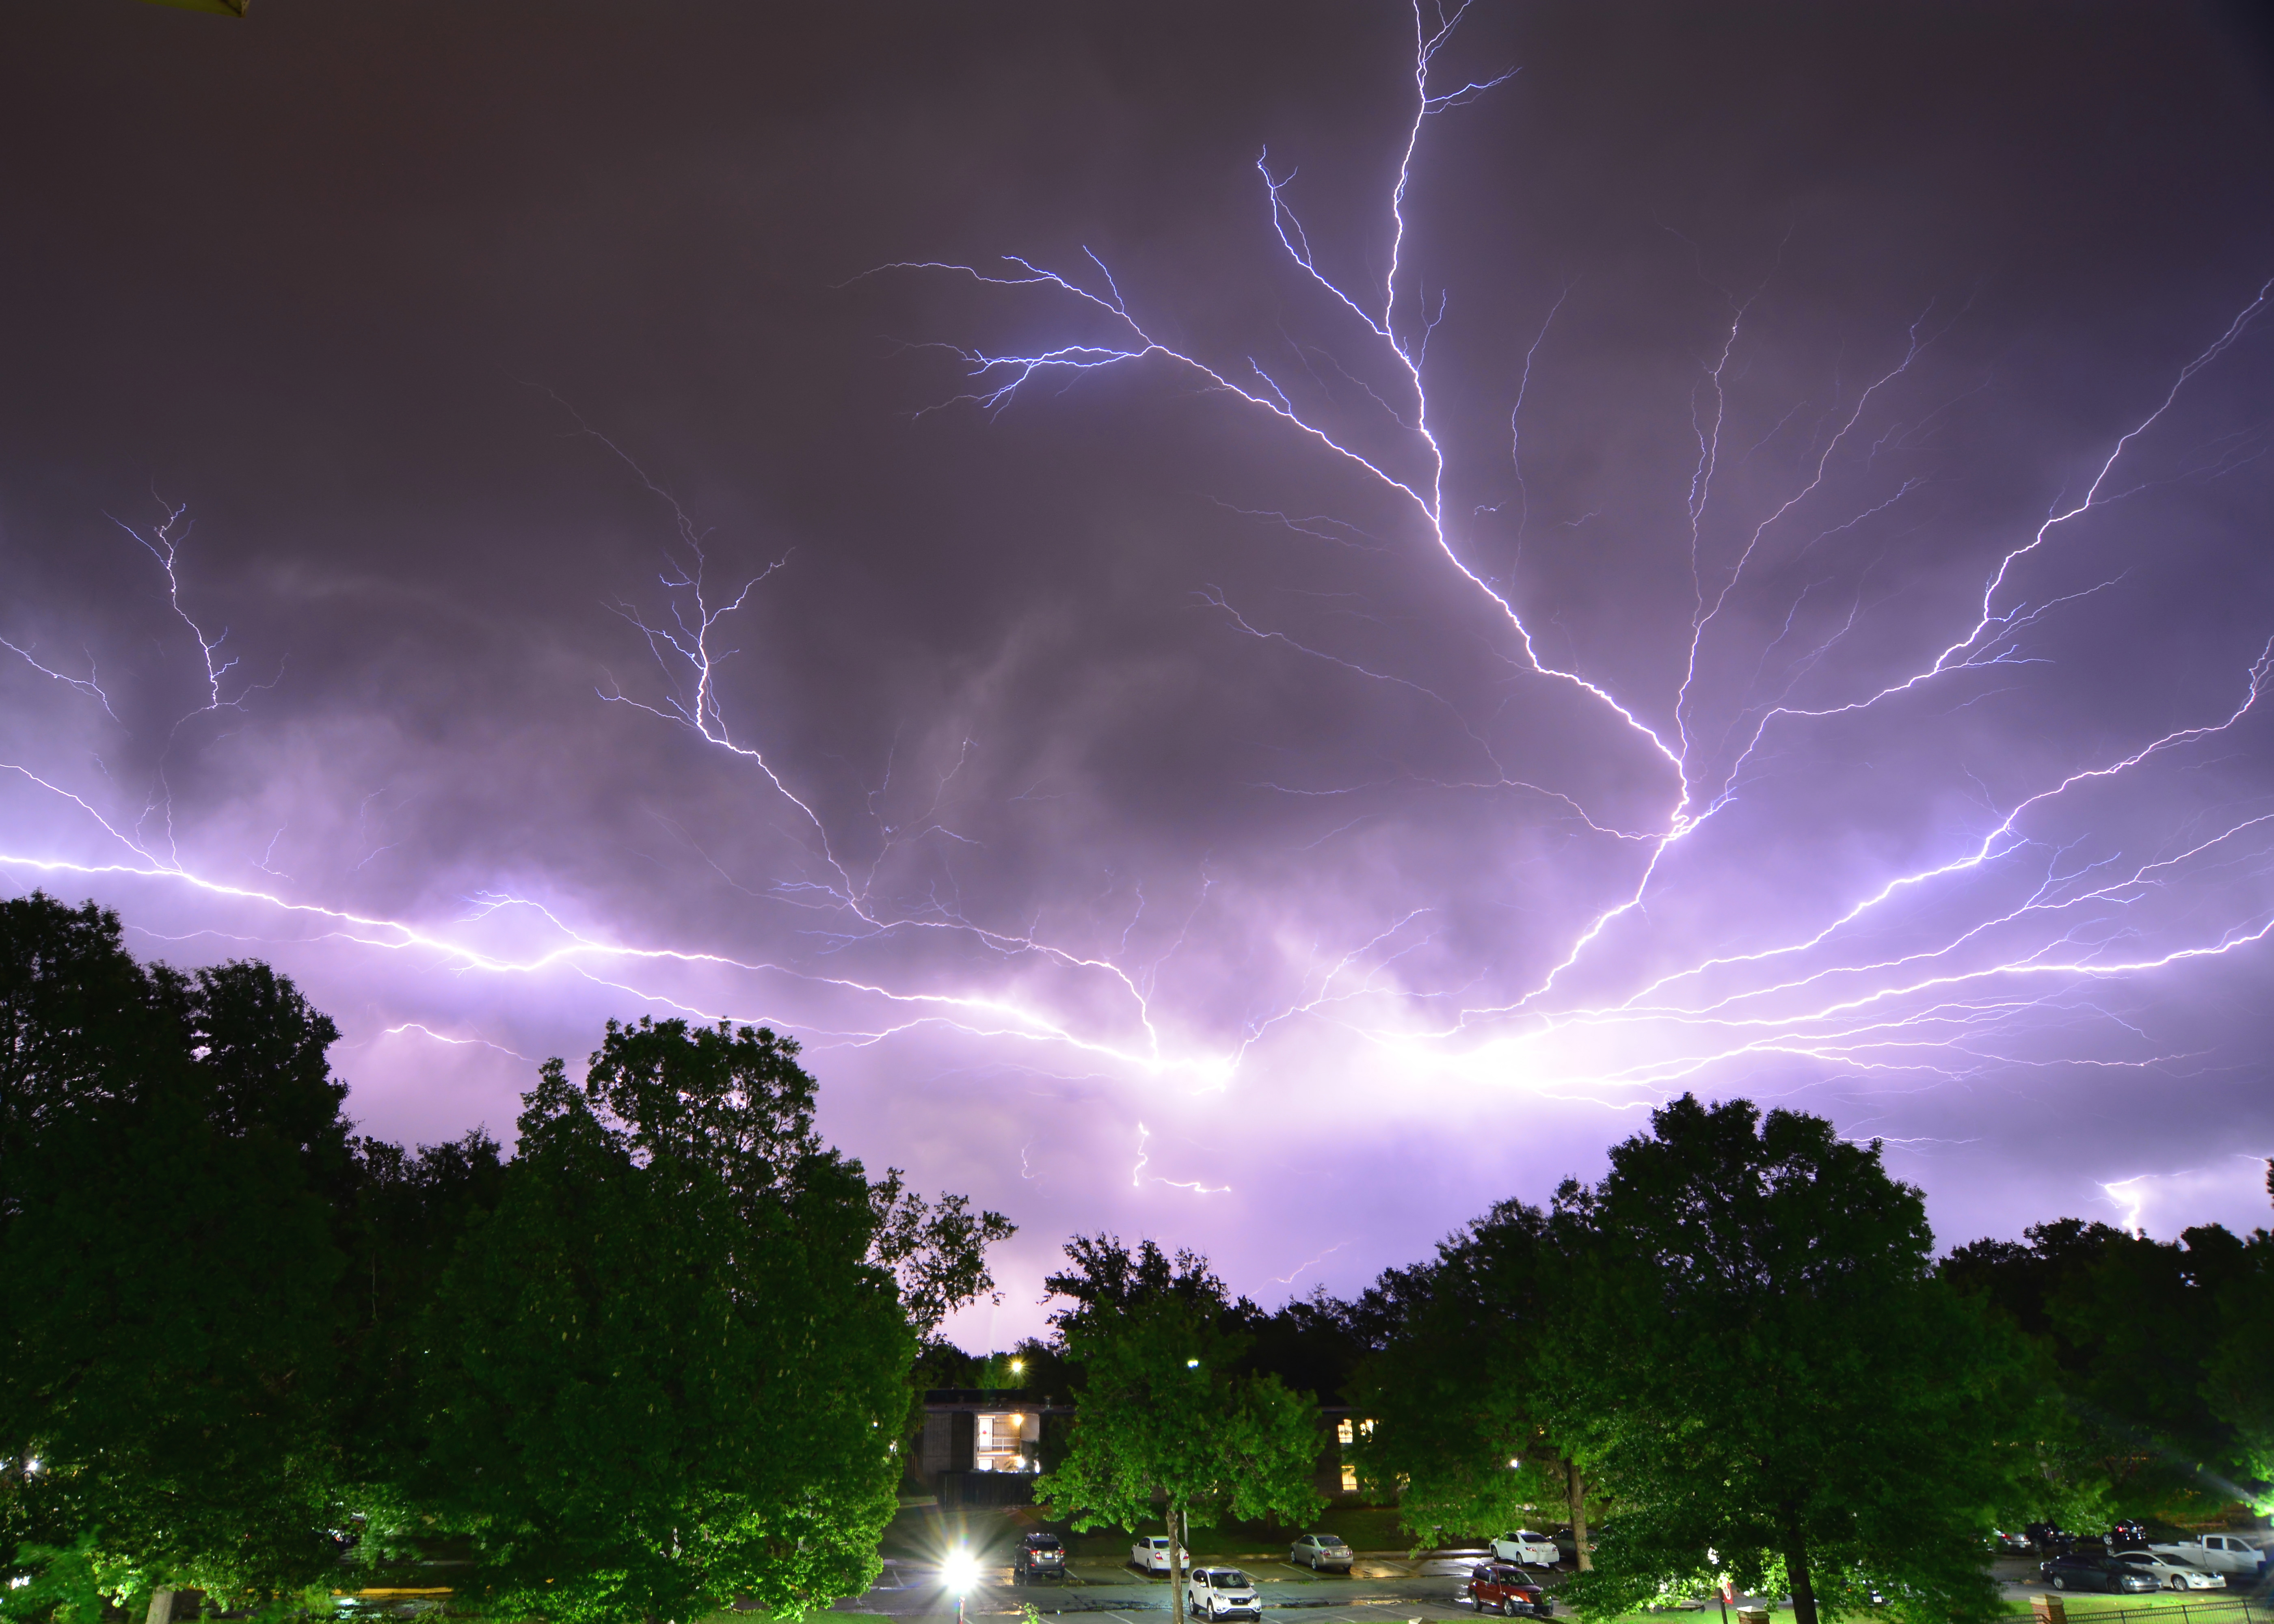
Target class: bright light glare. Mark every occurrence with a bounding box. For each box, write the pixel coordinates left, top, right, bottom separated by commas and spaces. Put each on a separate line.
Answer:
941, 1551, 980, 1593
1186, 1358, 1200, 1368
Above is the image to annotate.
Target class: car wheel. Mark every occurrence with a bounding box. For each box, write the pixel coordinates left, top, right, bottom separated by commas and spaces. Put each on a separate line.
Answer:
1504, 1600, 1521, 1617
2051, 1577, 2066, 1591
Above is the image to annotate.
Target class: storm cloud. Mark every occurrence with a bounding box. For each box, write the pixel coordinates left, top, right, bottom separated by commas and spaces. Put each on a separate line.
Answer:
5, 2, 2274, 1341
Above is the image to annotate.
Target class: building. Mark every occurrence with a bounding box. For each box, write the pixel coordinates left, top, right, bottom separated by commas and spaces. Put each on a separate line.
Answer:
1320, 1406, 1375, 1501
913, 1388, 1071, 1507
908, 1391, 1381, 1510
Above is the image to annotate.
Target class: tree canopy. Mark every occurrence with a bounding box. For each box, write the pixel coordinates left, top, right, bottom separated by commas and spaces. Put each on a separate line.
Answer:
1547, 1095, 2038, 1624
396, 1017, 1011, 1624
1, 894, 354, 1618
1348, 1201, 1595, 1559
1035, 1237, 1324, 1604
2, 898, 1014, 1624
1942, 1200, 2274, 1522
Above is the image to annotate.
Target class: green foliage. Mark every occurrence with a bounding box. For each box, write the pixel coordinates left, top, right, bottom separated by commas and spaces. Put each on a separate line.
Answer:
400, 1018, 1010, 1624
1, 894, 354, 1613
2, 903, 1014, 1624
2202, 1217, 2274, 1510
1034, 1238, 1324, 1598
1942, 1209, 2274, 1519
1546, 1095, 2037, 1624
1349, 1201, 1576, 1546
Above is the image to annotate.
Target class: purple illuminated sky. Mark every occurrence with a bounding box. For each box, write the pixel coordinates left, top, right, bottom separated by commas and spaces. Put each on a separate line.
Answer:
6, 2, 2274, 1345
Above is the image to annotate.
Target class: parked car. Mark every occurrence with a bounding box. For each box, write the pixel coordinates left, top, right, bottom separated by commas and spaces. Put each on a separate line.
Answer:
1133, 1536, 1191, 1574
2039, 1554, 2160, 1595
2108, 1521, 2150, 1551
1551, 1528, 1597, 1561
1491, 1531, 1560, 1568
2147, 1535, 2268, 1579
2113, 1552, 2226, 1592
1013, 1533, 1067, 1584
1989, 1531, 2034, 1556
1468, 1562, 1553, 1617
2025, 1524, 2075, 1556
1186, 1568, 1262, 1620
1289, 1533, 1354, 1573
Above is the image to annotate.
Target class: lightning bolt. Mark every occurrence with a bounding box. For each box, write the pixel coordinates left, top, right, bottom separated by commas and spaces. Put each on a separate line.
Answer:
868, 1, 2274, 1108
4, 2, 2270, 1214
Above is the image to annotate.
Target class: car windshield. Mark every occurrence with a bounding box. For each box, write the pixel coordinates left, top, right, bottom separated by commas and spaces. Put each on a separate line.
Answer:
1319, 1536, 1347, 1546
1207, 1572, 1251, 1587
1027, 1536, 1060, 1548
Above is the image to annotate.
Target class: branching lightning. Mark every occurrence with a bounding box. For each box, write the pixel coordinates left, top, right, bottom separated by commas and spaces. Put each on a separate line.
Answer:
4, 1, 2271, 1238
860, 0, 2274, 1108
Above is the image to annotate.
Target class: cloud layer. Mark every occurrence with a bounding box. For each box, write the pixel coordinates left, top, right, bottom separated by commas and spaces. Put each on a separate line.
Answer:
4, 3, 2273, 1340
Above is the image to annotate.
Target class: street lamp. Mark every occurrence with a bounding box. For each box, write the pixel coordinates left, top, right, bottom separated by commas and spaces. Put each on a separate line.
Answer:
942, 1548, 979, 1624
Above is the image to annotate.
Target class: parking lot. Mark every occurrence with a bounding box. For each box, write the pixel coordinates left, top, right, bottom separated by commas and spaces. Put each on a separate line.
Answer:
840, 1550, 1517, 1617
836, 1548, 2271, 1620
844, 1551, 1625, 1620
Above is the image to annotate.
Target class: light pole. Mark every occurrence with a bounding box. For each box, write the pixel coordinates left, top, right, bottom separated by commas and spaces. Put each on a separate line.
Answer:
942, 1547, 978, 1624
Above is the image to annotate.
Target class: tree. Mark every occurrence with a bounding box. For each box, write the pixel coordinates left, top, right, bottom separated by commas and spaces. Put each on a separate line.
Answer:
1035, 1237, 1324, 1607
1942, 1215, 2264, 1521
339, 1128, 510, 1531
400, 1017, 1010, 1624
1548, 1095, 2038, 1624
1350, 1202, 1597, 1565
1, 895, 355, 1622
2201, 1167, 2273, 1509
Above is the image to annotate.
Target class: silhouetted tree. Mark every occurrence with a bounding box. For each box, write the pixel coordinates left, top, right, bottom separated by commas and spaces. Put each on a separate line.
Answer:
1350, 1202, 1595, 1563
1, 894, 354, 1621
1548, 1095, 2037, 1624
400, 1018, 1011, 1624
1943, 1214, 2268, 1520
1037, 1237, 1323, 1605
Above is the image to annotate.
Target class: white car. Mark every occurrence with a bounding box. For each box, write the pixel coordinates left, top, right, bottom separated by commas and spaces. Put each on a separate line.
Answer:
1491, 1531, 1559, 1568
1288, 1533, 1354, 1572
2115, 1553, 2226, 1592
1186, 1567, 1262, 1619
2149, 1535, 2268, 1579
1133, 1536, 1191, 1574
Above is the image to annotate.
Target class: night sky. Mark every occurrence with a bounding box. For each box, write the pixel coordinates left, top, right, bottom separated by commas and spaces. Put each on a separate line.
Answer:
6, 2, 2274, 1344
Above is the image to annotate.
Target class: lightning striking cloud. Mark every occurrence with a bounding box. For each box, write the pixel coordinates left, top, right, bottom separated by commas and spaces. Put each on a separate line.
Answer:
3, 2, 2272, 1316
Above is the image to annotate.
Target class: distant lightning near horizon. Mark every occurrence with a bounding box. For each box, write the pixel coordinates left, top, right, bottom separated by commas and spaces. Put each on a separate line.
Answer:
3, 0, 2272, 1232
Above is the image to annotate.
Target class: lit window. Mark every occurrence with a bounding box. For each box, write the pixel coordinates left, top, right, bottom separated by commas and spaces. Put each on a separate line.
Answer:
1340, 1463, 1358, 1493
1336, 1419, 1355, 1445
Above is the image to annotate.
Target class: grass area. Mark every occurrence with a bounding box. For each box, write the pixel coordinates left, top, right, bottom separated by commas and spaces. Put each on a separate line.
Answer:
1994, 1595, 2263, 1616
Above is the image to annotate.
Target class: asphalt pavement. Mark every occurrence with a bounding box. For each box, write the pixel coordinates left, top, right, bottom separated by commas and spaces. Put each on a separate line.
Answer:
839, 1553, 1564, 1619
839, 1551, 2273, 1620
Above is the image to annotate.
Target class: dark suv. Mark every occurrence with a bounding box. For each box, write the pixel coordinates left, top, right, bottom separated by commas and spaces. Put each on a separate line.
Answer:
2040, 1554, 2159, 1595
1014, 1532, 1068, 1584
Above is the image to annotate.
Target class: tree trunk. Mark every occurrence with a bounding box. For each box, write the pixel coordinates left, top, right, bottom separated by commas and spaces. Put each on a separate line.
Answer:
1566, 1461, 1592, 1573
1168, 1500, 1186, 1620
1778, 1503, 1817, 1624
145, 1589, 175, 1624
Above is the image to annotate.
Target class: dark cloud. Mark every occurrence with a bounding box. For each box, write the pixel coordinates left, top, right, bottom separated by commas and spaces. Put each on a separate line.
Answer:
5, 2, 2274, 1338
